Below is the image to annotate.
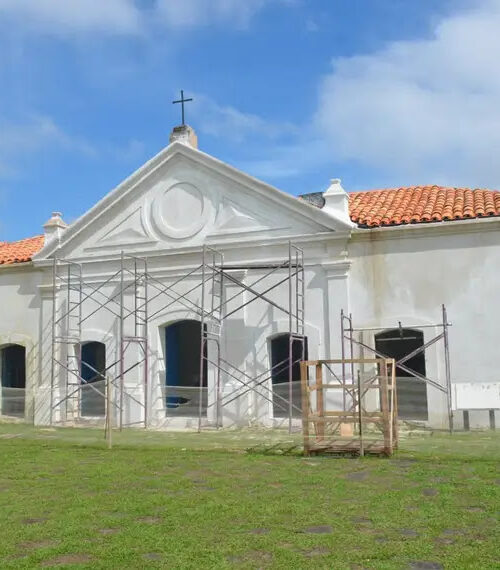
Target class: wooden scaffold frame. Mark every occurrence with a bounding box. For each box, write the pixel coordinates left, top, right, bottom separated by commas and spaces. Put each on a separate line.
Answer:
300, 358, 398, 456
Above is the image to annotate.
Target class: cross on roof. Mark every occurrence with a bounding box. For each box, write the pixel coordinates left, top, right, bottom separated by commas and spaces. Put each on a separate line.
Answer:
172, 90, 193, 126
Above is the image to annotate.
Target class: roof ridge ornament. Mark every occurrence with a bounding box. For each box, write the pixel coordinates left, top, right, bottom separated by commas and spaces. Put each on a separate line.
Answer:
43, 212, 68, 245
322, 178, 351, 225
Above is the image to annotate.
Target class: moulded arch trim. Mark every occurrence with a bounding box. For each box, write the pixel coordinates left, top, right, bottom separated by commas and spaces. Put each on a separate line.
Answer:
79, 329, 115, 359
356, 315, 441, 356
78, 329, 116, 380
358, 314, 439, 332
264, 319, 321, 360
355, 315, 444, 404
374, 327, 425, 339
161, 316, 202, 329
0, 333, 34, 352
262, 320, 320, 422
152, 307, 202, 331
0, 333, 36, 421
357, 316, 442, 364
153, 309, 203, 377
80, 328, 114, 344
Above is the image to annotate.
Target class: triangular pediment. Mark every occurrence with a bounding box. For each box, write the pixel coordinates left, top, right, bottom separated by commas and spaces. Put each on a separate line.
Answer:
215, 198, 267, 233
34, 142, 351, 262
95, 207, 153, 247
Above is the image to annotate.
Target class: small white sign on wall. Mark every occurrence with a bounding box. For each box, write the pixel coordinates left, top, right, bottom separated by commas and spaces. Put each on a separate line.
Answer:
453, 383, 500, 410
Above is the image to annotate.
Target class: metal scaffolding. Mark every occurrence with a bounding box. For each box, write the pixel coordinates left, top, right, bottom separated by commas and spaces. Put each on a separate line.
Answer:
340, 305, 453, 433
200, 241, 306, 433
50, 254, 149, 429
49, 241, 306, 434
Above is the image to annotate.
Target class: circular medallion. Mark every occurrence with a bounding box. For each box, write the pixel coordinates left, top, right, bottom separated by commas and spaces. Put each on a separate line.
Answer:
151, 182, 208, 239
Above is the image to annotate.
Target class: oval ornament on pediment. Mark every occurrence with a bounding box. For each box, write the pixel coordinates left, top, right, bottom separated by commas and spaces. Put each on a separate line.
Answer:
151, 182, 209, 239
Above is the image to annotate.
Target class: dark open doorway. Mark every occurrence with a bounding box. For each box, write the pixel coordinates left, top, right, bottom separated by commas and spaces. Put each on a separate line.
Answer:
165, 320, 207, 417
0, 344, 26, 417
270, 334, 308, 418
375, 329, 428, 420
80, 341, 106, 417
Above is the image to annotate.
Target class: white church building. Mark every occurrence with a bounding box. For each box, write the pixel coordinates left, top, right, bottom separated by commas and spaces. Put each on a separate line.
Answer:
0, 124, 499, 431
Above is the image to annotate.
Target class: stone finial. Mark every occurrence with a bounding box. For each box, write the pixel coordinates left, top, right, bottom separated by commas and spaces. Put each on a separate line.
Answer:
43, 212, 68, 245
322, 178, 351, 224
169, 124, 198, 148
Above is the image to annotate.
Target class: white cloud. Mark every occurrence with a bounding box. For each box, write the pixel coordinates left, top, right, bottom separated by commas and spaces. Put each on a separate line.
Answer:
0, 115, 95, 177
238, 138, 329, 180
155, 0, 269, 29
0, 0, 279, 36
192, 95, 298, 143
0, 0, 141, 36
108, 138, 146, 162
305, 18, 319, 33
0, 115, 95, 154
316, 0, 500, 187
0, 115, 151, 178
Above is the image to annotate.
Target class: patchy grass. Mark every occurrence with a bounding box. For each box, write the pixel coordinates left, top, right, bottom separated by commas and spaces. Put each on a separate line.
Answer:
0, 424, 498, 569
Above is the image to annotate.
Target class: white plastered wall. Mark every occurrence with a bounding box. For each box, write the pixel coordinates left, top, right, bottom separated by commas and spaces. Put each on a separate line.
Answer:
348, 218, 500, 428
0, 265, 42, 422
29, 232, 350, 429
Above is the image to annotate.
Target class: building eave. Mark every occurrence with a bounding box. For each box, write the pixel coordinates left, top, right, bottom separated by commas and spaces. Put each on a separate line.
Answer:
351, 215, 500, 242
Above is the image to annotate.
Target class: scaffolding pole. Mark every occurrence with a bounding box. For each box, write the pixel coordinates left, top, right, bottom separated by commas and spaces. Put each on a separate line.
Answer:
49, 240, 307, 435
214, 241, 305, 434
340, 306, 453, 433
49, 253, 149, 434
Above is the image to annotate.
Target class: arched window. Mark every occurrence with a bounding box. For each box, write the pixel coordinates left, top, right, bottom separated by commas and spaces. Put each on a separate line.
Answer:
375, 328, 428, 420
80, 341, 106, 417
164, 320, 207, 417
270, 334, 308, 418
0, 344, 26, 417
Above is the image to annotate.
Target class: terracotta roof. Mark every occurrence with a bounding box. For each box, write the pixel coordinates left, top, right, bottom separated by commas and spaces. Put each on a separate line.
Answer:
0, 235, 45, 266
1, 187, 500, 266
300, 186, 500, 228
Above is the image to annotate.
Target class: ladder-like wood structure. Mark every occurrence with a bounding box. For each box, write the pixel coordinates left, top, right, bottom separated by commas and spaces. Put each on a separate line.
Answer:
300, 358, 398, 456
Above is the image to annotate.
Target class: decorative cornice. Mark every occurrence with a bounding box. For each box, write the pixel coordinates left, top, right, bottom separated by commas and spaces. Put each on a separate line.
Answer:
321, 260, 351, 279
0, 261, 41, 274
32, 231, 350, 269
35, 142, 354, 261
351, 215, 500, 242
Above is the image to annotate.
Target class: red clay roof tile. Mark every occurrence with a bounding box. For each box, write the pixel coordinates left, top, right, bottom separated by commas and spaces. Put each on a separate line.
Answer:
349, 186, 500, 227
0, 235, 45, 266
2, 185, 500, 266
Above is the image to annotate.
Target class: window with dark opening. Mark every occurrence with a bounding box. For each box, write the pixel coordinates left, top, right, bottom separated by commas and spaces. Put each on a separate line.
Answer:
165, 320, 207, 417
80, 341, 106, 417
0, 344, 26, 417
270, 334, 308, 418
374, 329, 428, 420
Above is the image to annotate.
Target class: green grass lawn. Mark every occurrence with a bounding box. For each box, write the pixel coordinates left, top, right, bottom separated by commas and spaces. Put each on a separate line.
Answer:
0, 424, 498, 569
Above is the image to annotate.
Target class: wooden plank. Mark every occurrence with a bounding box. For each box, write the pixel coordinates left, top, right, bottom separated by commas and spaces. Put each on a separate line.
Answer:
310, 410, 383, 417
300, 361, 310, 455
390, 360, 398, 448
357, 370, 364, 457
308, 412, 384, 424
302, 358, 392, 366
316, 363, 324, 439
380, 358, 391, 454
299, 357, 399, 457
308, 383, 381, 391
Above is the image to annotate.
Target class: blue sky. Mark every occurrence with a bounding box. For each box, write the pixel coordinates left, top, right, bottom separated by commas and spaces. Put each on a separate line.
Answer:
0, 0, 498, 240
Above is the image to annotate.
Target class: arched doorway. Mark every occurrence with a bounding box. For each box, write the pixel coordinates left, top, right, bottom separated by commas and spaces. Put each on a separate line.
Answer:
269, 334, 308, 418
80, 341, 106, 417
375, 328, 428, 420
0, 344, 26, 417
164, 320, 207, 417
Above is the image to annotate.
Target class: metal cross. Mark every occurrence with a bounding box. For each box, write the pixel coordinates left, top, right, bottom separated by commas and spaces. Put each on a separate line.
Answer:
172, 90, 193, 126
